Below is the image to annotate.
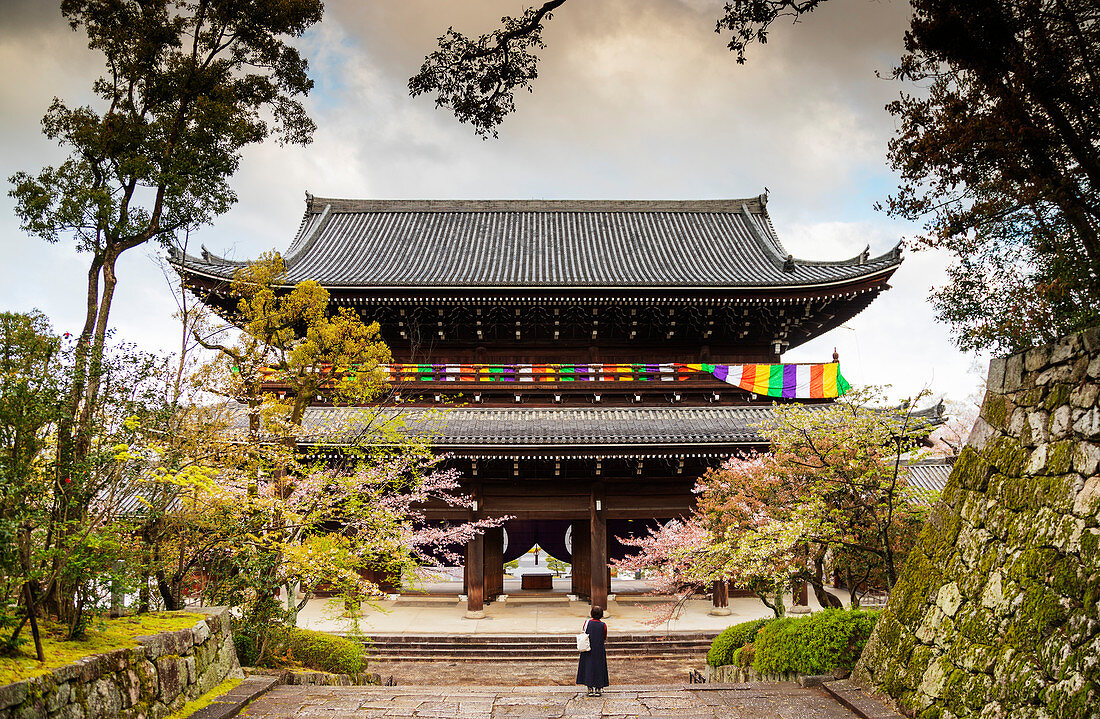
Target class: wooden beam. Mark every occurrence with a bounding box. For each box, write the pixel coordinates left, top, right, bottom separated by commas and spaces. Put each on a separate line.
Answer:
590, 486, 608, 611
484, 527, 504, 600
465, 533, 485, 619
570, 520, 590, 599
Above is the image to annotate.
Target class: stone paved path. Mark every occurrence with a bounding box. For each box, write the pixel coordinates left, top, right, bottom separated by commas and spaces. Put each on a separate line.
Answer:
241, 683, 858, 718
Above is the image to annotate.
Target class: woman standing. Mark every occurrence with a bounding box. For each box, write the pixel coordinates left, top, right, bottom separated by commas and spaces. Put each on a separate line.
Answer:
576, 606, 609, 696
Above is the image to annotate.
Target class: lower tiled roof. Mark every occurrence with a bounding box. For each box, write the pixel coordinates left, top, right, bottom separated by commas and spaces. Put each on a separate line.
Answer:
292, 405, 827, 448
904, 458, 954, 495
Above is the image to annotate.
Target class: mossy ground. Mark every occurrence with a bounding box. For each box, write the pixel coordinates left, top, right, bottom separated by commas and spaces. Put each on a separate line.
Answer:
0, 612, 202, 684
163, 676, 241, 719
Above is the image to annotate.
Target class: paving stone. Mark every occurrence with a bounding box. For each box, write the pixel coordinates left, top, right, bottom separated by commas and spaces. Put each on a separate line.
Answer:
240, 684, 856, 718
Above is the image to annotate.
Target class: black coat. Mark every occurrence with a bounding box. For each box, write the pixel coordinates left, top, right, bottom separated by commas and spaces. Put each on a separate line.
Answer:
576, 619, 609, 688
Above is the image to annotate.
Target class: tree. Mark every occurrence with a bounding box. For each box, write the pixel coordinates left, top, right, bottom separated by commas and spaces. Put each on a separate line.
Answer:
0, 315, 173, 647
7, 0, 324, 588
415, 1, 1100, 352
135, 256, 505, 656
618, 390, 933, 617
0, 312, 63, 659
758, 390, 932, 599
883, 0, 1100, 353
410, 1, 566, 138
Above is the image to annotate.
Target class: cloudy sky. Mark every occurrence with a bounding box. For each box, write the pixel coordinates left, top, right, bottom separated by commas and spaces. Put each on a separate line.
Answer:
0, 0, 986, 404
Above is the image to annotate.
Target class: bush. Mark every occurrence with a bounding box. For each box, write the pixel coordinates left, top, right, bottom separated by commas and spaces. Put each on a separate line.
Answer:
233, 630, 259, 667
752, 609, 879, 676
706, 618, 770, 666
285, 628, 365, 675
731, 642, 755, 668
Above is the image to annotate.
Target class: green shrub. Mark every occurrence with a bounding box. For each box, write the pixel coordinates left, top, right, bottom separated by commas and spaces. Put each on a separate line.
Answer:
285, 628, 365, 675
233, 630, 259, 667
731, 642, 755, 668
706, 618, 770, 666
753, 609, 879, 675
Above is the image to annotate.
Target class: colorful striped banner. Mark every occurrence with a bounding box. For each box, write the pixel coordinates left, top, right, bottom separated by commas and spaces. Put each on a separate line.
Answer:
684, 362, 850, 399
376, 362, 850, 398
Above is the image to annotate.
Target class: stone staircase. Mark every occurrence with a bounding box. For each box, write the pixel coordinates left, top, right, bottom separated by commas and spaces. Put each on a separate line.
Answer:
355, 632, 718, 662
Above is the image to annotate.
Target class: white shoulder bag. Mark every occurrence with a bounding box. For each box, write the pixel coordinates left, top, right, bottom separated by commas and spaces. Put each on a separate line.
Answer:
576, 619, 591, 652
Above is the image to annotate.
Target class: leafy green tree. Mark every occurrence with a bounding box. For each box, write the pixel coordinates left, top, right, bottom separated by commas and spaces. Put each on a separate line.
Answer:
134, 256, 503, 662
619, 389, 933, 618
0, 312, 63, 658
415, 1, 1100, 352
6, 1, 324, 610
410, 0, 565, 138
0, 312, 171, 648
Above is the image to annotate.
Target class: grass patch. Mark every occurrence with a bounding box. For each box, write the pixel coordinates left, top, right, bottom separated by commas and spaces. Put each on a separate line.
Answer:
0, 612, 203, 685
164, 676, 242, 719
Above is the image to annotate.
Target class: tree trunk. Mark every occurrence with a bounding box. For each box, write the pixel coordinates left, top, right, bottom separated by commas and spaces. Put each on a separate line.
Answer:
807, 551, 843, 609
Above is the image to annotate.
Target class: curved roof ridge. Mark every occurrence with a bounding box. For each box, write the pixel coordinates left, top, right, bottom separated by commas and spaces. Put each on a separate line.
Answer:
738, 202, 789, 271
166, 243, 250, 268
302, 196, 771, 214
284, 203, 333, 267
793, 241, 904, 268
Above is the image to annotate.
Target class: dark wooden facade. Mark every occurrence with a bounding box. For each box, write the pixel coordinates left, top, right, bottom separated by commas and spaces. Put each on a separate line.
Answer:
175, 195, 903, 615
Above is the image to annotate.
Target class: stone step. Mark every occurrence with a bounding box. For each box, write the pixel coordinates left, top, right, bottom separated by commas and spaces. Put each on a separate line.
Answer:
356, 632, 716, 661
364, 645, 710, 658
355, 632, 719, 644
356, 646, 708, 655
368, 652, 704, 661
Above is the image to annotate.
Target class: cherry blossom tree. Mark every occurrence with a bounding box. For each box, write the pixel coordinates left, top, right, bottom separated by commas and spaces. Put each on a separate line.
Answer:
618, 389, 934, 617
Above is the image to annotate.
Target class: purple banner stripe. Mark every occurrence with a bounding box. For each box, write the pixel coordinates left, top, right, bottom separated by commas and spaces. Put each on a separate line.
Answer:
782, 364, 798, 398
712, 365, 729, 382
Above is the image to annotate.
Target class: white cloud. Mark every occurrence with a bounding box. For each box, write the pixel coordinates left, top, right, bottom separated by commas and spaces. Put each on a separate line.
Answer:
0, 0, 985, 407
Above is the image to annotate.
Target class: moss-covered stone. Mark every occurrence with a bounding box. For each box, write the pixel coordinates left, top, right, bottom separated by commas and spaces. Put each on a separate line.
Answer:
952, 448, 994, 492
1047, 440, 1077, 474
983, 394, 1010, 429
1043, 384, 1071, 411
1005, 582, 1067, 648
854, 329, 1100, 719
984, 436, 1028, 477
942, 669, 991, 715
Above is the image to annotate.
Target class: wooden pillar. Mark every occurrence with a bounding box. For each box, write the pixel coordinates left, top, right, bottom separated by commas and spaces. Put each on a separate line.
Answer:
590, 488, 608, 610
484, 527, 504, 600
571, 520, 591, 599
709, 579, 731, 616
465, 533, 485, 618
795, 579, 809, 606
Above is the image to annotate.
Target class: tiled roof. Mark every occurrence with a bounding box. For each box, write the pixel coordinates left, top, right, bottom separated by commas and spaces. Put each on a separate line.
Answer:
174, 196, 902, 290
905, 459, 954, 496
286, 404, 830, 448
224, 401, 944, 451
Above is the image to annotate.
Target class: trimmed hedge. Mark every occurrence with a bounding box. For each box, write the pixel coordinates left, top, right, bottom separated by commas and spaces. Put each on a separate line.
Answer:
706, 618, 770, 667
285, 628, 366, 675
752, 609, 879, 676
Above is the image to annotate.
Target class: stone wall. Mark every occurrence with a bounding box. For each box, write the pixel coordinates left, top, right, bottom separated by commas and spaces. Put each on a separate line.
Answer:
0, 607, 242, 719
705, 664, 800, 684
854, 328, 1100, 718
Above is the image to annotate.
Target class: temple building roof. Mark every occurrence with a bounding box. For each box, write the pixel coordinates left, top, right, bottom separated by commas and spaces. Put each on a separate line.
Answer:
257, 403, 945, 457
174, 195, 902, 291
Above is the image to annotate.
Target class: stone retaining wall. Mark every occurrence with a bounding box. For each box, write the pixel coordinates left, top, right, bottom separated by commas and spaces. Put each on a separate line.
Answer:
705, 663, 799, 684
854, 327, 1100, 718
0, 607, 242, 719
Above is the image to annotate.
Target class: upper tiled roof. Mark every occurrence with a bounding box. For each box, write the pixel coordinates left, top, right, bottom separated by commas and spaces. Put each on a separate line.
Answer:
174, 196, 902, 290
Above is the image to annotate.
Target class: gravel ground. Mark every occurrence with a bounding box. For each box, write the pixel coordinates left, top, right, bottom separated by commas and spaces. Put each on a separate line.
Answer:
366, 657, 705, 686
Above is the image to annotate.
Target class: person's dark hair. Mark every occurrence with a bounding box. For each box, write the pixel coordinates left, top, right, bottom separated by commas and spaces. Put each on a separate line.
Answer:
590, 606, 603, 620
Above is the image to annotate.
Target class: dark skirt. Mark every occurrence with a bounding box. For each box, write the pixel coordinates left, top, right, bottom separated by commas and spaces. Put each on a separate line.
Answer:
576, 619, 609, 688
